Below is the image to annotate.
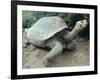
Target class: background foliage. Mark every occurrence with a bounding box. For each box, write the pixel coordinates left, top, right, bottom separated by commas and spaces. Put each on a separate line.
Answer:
22, 11, 89, 28
22, 11, 89, 38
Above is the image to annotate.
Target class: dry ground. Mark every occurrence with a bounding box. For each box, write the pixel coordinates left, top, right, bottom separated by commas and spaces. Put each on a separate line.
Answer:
22, 32, 89, 68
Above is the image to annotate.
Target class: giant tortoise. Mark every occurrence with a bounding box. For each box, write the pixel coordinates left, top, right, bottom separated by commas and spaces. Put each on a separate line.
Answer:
24, 16, 88, 66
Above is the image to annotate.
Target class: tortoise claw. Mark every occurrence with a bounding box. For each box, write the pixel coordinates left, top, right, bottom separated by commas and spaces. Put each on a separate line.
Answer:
43, 58, 50, 67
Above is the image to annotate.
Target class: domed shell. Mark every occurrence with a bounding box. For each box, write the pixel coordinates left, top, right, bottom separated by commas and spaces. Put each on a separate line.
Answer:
26, 16, 68, 46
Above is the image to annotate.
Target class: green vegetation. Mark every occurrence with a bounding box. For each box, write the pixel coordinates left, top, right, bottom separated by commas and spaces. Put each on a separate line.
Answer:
22, 11, 89, 29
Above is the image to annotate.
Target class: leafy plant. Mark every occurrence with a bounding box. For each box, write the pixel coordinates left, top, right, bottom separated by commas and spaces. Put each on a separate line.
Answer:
22, 11, 89, 29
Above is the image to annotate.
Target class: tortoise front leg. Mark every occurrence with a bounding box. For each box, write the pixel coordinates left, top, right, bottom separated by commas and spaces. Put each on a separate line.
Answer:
43, 41, 63, 67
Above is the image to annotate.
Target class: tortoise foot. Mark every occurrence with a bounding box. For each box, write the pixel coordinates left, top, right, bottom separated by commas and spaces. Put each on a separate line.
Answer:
43, 58, 50, 67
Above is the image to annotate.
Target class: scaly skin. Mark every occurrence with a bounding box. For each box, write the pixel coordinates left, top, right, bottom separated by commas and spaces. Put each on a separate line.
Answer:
43, 20, 88, 67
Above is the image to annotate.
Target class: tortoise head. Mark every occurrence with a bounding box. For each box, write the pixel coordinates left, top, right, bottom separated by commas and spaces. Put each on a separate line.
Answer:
74, 20, 88, 32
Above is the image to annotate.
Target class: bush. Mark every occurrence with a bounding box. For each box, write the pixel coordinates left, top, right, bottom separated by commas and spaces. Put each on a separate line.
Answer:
22, 11, 89, 29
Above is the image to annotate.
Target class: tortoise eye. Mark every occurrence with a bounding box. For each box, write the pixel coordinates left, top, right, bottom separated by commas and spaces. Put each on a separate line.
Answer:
81, 21, 84, 23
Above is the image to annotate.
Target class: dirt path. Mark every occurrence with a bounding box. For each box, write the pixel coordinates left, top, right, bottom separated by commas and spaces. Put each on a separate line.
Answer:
22, 32, 89, 68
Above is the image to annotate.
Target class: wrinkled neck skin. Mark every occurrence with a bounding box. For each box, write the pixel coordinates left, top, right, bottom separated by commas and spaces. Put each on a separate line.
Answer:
64, 27, 79, 41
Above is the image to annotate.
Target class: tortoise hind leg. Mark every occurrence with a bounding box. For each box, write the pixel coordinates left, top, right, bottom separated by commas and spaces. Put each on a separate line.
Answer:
43, 41, 63, 67
66, 40, 77, 50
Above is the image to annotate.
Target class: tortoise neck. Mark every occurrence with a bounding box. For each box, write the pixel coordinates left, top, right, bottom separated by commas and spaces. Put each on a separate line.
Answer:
64, 27, 79, 40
